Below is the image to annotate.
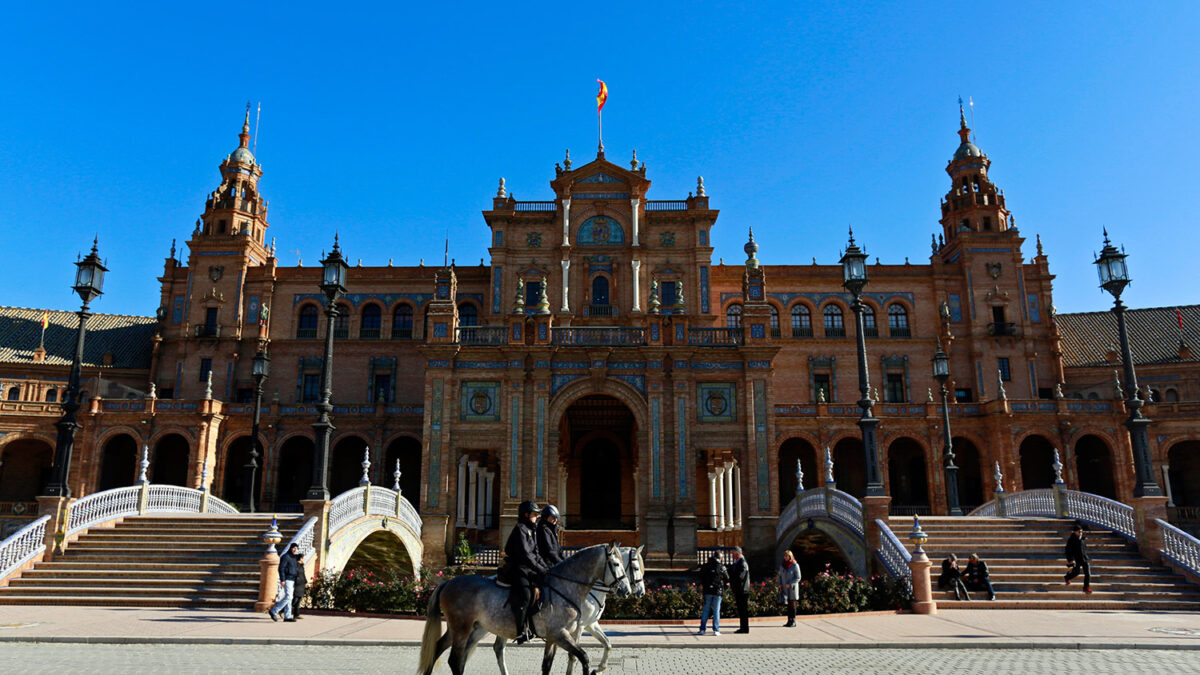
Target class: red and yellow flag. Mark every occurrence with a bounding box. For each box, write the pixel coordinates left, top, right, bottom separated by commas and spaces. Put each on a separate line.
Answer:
596, 80, 608, 112
40, 310, 49, 330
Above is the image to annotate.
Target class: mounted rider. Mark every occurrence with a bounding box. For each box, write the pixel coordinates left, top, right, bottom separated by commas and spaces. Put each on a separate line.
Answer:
500, 499, 550, 643
536, 504, 564, 565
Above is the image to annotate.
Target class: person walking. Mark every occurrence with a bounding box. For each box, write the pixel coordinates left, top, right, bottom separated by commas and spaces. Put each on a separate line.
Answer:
777, 550, 801, 627
1064, 522, 1092, 594
939, 553, 971, 601
291, 549, 309, 618
726, 547, 751, 634
697, 553, 728, 635
269, 542, 300, 622
536, 504, 564, 566
965, 553, 995, 601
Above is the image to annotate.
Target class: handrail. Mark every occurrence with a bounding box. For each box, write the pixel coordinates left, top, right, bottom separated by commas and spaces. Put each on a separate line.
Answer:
67, 484, 238, 537
284, 516, 318, 558
327, 487, 366, 535
967, 487, 1137, 541
328, 485, 423, 538
776, 486, 864, 540
875, 518, 912, 579
1158, 518, 1200, 579
0, 515, 50, 582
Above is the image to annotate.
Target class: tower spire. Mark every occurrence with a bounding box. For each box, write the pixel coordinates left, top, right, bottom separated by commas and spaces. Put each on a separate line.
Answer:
957, 97, 970, 144
239, 102, 251, 149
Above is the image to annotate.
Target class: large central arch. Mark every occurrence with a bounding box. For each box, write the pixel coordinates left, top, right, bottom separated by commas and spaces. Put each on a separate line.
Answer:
559, 394, 638, 531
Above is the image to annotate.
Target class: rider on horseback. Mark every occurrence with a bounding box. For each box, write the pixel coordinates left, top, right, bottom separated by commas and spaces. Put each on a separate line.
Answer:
501, 499, 549, 644
536, 504, 564, 565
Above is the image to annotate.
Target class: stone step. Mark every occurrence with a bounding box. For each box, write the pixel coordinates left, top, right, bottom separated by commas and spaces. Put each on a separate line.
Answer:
7, 576, 259, 589
35, 561, 261, 572
61, 553, 263, 564
0, 595, 251, 608
0, 585, 258, 598
937, 598, 1200, 610
20, 569, 260, 581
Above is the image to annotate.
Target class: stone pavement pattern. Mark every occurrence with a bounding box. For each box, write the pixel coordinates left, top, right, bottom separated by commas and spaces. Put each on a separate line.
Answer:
0, 644, 1196, 674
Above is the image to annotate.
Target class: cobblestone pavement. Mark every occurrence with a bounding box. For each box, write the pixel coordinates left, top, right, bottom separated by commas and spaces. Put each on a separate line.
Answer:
1, 643, 1198, 674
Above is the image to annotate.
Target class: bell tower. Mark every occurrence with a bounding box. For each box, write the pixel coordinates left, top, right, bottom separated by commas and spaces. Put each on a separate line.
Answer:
937, 103, 1011, 258
190, 104, 270, 263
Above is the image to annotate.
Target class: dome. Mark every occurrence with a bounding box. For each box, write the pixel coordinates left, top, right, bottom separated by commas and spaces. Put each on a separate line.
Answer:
953, 141, 983, 160
230, 146, 255, 164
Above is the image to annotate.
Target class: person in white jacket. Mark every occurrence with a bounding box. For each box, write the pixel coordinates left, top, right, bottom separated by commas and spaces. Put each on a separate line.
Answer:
777, 550, 801, 627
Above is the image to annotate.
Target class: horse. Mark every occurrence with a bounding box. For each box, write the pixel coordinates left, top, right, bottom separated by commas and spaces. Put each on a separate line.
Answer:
565, 545, 646, 675
417, 542, 630, 675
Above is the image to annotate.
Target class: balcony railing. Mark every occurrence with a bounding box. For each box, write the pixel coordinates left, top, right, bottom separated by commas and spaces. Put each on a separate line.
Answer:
333, 327, 349, 339
359, 328, 381, 339
688, 327, 743, 347
988, 322, 1018, 337
791, 326, 813, 338
552, 326, 646, 346
586, 304, 615, 318
514, 201, 557, 212
863, 326, 878, 338
770, 327, 781, 338
645, 200, 688, 211
890, 326, 912, 338
458, 326, 509, 346
296, 327, 317, 339
825, 326, 846, 338
194, 324, 221, 338
392, 328, 413, 340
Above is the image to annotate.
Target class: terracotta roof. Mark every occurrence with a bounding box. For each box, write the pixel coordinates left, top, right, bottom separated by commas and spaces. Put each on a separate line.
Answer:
0, 306, 156, 369
1057, 304, 1200, 368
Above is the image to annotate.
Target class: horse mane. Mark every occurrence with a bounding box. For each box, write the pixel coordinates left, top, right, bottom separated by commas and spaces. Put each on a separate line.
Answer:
547, 543, 607, 579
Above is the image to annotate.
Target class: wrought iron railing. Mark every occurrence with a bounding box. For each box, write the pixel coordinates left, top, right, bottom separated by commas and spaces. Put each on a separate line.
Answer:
645, 200, 688, 211
988, 322, 1018, 337
688, 327, 743, 346
889, 326, 912, 338
890, 505, 932, 517
1158, 518, 1200, 579
696, 546, 737, 566
552, 326, 646, 346
586, 304, 615, 318
824, 326, 846, 338
875, 518, 912, 579
0, 515, 50, 582
455, 545, 501, 566
458, 326, 509, 345
791, 326, 813, 338
194, 324, 221, 338
514, 201, 557, 212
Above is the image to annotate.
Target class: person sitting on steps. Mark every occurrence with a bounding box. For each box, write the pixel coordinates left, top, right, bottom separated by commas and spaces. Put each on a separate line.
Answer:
965, 553, 995, 601
938, 553, 971, 601
499, 499, 550, 644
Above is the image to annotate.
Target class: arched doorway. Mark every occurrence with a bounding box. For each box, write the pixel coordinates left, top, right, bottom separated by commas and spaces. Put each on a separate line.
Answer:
952, 437, 984, 511
1168, 441, 1200, 510
887, 437, 930, 515
331, 436, 369, 495
0, 438, 52, 502
1075, 435, 1117, 499
832, 437, 865, 498
560, 395, 637, 531
98, 434, 138, 491
384, 436, 422, 510
274, 436, 314, 511
1019, 435, 1057, 489
152, 434, 190, 486
222, 436, 262, 508
778, 438, 819, 512
785, 528, 853, 580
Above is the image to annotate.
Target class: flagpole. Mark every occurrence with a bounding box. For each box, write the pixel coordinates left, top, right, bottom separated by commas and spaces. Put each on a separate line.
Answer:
598, 107, 604, 156
39, 319, 46, 350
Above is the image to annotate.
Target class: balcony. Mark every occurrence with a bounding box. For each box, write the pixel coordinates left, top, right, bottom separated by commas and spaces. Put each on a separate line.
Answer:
890, 326, 912, 338
988, 322, 1019, 337
770, 327, 781, 338
359, 328, 381, 339
824, 326, 846, 338
392, 328, 413, 340
586, 304, 615, 318
513, 201, 557, 212
194, 324, 221, 338
296, 327, 318, 339
791, 326, 813, 338
645, 200, 688, 211
458, 326, 509, 346
688, 327, 743, 347
863, 326, 879, 338
552, 326, 646, 346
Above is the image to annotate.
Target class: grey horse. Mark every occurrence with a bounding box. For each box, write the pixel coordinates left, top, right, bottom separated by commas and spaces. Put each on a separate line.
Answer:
565, 545, 646, 675
417, 542, 630, 675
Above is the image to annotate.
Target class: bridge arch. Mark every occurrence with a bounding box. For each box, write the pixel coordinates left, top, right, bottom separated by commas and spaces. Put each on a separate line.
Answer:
322, 487, 424, 576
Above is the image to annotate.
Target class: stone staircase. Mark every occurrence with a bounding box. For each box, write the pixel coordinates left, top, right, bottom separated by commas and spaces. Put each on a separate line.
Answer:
891, 516, 1200, 610
0, 514, 302, 608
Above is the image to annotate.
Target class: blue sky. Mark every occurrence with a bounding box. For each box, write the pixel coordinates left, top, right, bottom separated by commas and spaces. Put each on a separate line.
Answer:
2, 2, 1197, 318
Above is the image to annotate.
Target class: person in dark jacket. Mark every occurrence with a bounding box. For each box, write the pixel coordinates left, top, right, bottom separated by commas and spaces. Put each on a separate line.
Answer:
939, 553, 971, 601
269, 543, 300, 622
500, 500, 549, 643
1064, 522, 1092, 593
536, 504, 563, 566
726, 547, 751, 633
965, 553, 995, 601
291, 550, 309, 618
697, 554, 729, 635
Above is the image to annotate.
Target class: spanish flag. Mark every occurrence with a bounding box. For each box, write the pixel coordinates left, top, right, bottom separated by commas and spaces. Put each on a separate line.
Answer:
41, 310, 49, 330
596, 80, 608, 112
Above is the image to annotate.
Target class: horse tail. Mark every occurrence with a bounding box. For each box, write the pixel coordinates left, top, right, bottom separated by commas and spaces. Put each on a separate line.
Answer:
416, 580, 447, 675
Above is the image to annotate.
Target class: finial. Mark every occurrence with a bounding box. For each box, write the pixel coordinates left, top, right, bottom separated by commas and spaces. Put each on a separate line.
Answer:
1055, 383, 1064, 399
535, 276, 551, 315
204, 371, 213, 400
647, 279, 660, 314
823, 446, 835, 485
795, 458, 804, 493
138, 443, 150, 484
497, 177, 507, 198
817, 387, 826, 404
200, 453, 209, 492
149, 382, 157, 399
909, 515, 928, 556
1052, 449, 1064, 484
993, 460, 1004, 493
1102, 227, 1110, 245
169, 239, 176, 259
996, 369, 1006, 400
931, 233, 937, 254
1114, 369, 1123, 399
958, 96, 967, 129
512, 278, 526, 314
696, 176, 706, 197
360, 446, 372, 486
744, 228, 759, 267
563, 149, 572, 171
243, 101, 251, 133
1036, 233, 1044, 256
631, 150, 638, 170
194, 219, 202, 235
927, 387, 933, 403
393, 459, 402, 493
847, 225, 855, 246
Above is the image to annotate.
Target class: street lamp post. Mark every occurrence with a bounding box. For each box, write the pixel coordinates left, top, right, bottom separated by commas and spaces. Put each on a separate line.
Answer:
1094, 230, 1162, 498
307, 236, 348, 501
840, 229, 884, 497
932, 345, 961, 515
44, 240, 107, 497
245, 347, 270, 511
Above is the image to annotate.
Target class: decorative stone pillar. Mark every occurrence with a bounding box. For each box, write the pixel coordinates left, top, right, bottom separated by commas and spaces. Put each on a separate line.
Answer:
485, 471, 495, 529
733, 464, 742, 528
254, 519, 283, 612
907, 516, 937, 615
456, 456, 467, 527
708, 472, 718, 530
630, 197, 640, 246
561, 260, 571, 313
724, 461, 735, 532
716, 466, 726, 530
467, 461, 479, 529
562, 198, 571, 245
1133, 496, 1170, 564
631, 260, 642, 312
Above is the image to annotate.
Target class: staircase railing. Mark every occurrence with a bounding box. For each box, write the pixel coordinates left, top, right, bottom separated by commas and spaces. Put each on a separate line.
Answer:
328, 486, 423, 538
776, 486, 864, 541
67, 484, 238, 537
967, 487, 1137, 541
1157, 518, 1200, 579
284, 516, 318, 558
875, 518, 912, 579
0, 515, 51, 582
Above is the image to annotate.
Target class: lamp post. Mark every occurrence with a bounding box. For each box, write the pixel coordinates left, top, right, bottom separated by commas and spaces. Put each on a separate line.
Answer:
307, 236, 348, 501
1094, 230, 1161, 498
840, 229, 884, 497
44, 240, 107, 497
932, 345, 961, 515
245, 347, 269, 511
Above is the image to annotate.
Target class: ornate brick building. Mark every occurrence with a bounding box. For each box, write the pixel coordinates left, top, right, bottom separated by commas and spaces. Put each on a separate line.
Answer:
1, 109, 1198, 566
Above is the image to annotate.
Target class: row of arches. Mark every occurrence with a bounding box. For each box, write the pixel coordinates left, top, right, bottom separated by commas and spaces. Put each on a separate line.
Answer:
6, 386, 69, 403
296, 301, 480, 341
725, 300, 911, 338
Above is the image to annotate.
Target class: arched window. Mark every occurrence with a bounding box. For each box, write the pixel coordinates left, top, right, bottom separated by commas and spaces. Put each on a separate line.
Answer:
297, 304, 320, 339
458, 303, 478, 327
333, 303, 351, 338
862, 305, 877, 337
888, 304, 910, 337
45, 389, 57, 403
1166, 388, 1180, 403
769, 306, 780, 338
1151, 389, 1163, 403
791, 305, 812, 337
6, 387, 19, 401
726, 303, 743, 328
823, 305, 845, 337
392, 305, 414, 339
591, 276, 610, 307
360, 304, 382, 339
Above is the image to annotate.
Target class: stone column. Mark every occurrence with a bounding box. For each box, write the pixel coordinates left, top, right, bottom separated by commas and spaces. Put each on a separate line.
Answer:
561, 260, 571, 313
456, 456, 467, 527
467, 461, 479, 529
733, 463, 742, 528
724, 462, 735, 532
562, 198, 571, 245
485, 471, 495, 529
1134, 496, 1170, 564
716, 466, 726, 530
708, 472, 718, 529
631, 260, 642, 312
630, 197, 640, 246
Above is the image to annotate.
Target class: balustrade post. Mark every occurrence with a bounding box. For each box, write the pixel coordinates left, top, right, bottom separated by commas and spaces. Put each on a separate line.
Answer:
35, 496, 73, 561
362, 484, 371, 518
1133, 496, 1170, 565
907, 516, 937, 615
300, 499, 332, 570
254, 519, 283, 612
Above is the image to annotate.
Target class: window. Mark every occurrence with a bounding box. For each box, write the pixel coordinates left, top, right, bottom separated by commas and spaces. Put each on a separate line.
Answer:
458, 303, 478, 327
525, 280, 542, 310
886, 373, 905, 403
660, 281, 678, 310
45, 389, 57, 403
959, 218, 970, 231
955, 388, 973, 403
236, 388, 253, 404
983, 216, 992, 231
888, 304, 910, 337
204, 307, 218, 328
333, 303, 350, 338
791, 305, 812, 337
725, 303, 743, 328
372, 373, 392, 403
1166, 389, 1180, 403
591, 276, 610, 306
360, 304, 382, 339
862, 306, 878, 337
6, 386, 20, 401
998, 357, 1012, 382
1151, 389, 1163, 403
199, 358, 212, 383
823, 304, 845, 337
813, 374, 831, 403
297, 304, 319, 339
992, 306, 1006, 323
302, 373, 321, 403
769, 306, 780, 338
392, 305, 414, 339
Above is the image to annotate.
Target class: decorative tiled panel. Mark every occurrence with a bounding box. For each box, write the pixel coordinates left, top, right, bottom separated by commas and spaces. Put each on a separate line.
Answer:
455, 361, 509, 370
460, 381, 501, 421
427, 380, 443, 508
676, 395, 688, 499
750, 324, 765, 339
577, 215, 626, 245
651, 396, 662, 499
509, 396, 520, 498
536, 397, 546, 498
492, 267, 503, 314
700, 266, 710, 314
611, 374, 646, 395
551, 373, 585, 394
697, 383, 737, 422
754, 380, 769, 509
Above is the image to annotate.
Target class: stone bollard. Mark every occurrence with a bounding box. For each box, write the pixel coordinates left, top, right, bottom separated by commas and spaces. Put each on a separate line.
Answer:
254, 516, 283, 612
907, 515, 937, 615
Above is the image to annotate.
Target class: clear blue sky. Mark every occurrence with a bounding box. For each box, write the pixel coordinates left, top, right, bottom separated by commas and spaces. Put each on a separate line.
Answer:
2, 2, 1197, 318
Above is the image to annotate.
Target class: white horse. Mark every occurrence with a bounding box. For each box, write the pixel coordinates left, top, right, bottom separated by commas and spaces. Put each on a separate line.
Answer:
565, 545, 646, 675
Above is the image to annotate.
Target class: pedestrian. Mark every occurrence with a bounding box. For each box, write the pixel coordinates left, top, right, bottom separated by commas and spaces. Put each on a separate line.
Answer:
726, 547, 751, 634
939, 553, 971, 601
269, 542, 300, 622
964, 553, 995, 601
1064, 522, 1092, 594
697, 553, 728, 635
536, 504, 564, 566
777, 549, 801, 627
291, 549, 309, 619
